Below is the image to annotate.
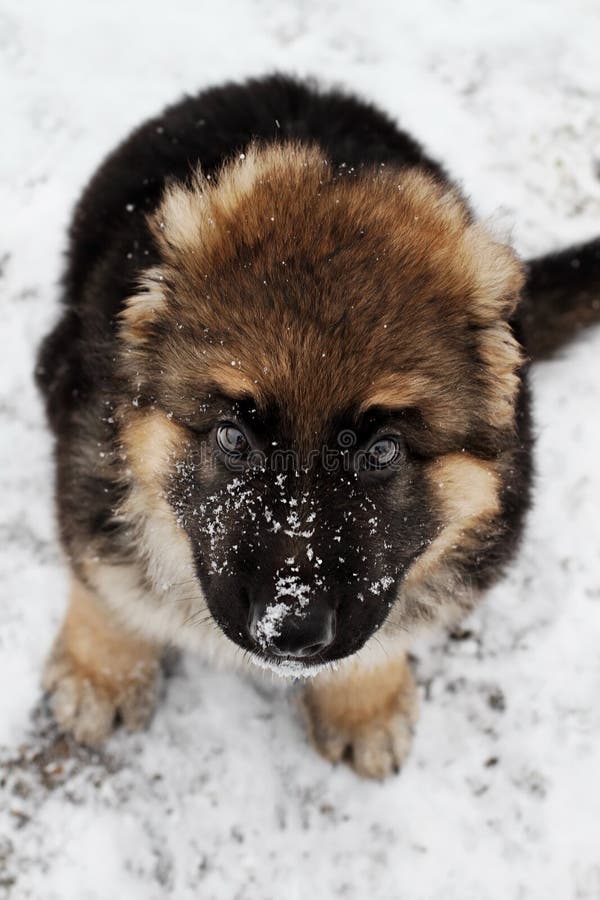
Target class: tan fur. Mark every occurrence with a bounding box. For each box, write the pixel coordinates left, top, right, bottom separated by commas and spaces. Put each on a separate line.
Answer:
386, 452, 503, 631
303, 653, 417, 778
120, 407, 187, 491
358, 372, 473, 436
114, 409, 209, 637
358, 373, 435, 415
477, 321, 524, 426
199, 362, 263, 401
429, 452, 501, 522
152, 145, 329, 263
119, 143, 524, 449
43, 577, 162, 744
404, 452, 500, 590
120, 268, 168, 345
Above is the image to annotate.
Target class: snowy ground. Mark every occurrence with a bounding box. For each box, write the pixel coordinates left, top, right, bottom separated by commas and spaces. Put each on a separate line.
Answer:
1, 1, 600, 897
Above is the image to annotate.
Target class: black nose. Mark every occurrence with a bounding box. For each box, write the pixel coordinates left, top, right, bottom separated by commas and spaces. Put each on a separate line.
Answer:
248, 597, 336, 659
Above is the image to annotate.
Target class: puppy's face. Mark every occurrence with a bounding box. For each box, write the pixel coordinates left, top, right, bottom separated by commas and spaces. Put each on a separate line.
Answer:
119, 145, 524, 673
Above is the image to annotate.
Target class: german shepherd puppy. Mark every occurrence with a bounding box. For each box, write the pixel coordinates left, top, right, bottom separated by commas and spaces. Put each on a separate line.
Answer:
37, 75, 600, 778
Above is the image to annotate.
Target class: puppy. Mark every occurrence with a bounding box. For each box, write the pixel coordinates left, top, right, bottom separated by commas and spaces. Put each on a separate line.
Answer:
36, 75, 600, 778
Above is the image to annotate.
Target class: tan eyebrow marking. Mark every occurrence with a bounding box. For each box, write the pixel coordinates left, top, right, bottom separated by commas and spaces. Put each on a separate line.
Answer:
358, 370, 480, 437
358, 373, 433, 416
204, 364, 261, 402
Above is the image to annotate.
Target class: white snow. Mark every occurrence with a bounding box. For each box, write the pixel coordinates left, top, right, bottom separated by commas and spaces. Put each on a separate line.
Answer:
255, 564, 313, 652
1, 0, 600, 898
254, 602, 290, 647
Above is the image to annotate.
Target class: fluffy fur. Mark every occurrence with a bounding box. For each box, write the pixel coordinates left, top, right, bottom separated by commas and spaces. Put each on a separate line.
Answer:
36, 75, 600, 777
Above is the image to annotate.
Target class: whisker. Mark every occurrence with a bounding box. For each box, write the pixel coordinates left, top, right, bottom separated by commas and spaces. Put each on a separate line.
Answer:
168, 578, 201, 589
166, 593, 205, 605
182, 609, 213, 628
372, 634, 389, 661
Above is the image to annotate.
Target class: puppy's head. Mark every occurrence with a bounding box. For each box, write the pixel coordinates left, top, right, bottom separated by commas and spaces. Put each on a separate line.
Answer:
118, 144, 524, 674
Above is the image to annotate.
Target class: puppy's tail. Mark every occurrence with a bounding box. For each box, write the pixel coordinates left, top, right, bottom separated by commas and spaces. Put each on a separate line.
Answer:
518, 237, 600, 361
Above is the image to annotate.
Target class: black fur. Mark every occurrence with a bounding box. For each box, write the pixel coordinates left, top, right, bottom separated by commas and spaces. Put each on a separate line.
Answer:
520, 238, 600, 360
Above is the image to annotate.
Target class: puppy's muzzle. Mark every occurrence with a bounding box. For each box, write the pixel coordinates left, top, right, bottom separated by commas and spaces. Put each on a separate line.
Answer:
248, 595, 336, 660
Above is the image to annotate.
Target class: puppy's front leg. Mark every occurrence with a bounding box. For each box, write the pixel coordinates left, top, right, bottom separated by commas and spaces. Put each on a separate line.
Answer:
43, 575, 163, 745
303, 652, 417, 779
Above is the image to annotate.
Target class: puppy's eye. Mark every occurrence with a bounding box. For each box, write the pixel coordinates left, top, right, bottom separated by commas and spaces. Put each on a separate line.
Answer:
216, 423, 249, 457
363, 436, 402, 470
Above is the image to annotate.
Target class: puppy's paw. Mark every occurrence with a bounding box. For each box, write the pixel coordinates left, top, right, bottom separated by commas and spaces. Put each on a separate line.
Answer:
306, 701, 416, 779
43, 637, 161, 746
303, 655, 417, 779
42, 578, 163, 746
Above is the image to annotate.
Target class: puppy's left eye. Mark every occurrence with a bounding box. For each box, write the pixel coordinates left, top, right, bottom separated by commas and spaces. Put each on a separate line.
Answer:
363, 436, 402, 470
216, 423, 249, 457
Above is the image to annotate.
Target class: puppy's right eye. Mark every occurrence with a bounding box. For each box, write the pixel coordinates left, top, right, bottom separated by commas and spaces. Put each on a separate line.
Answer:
365, 435, 402, 467
215, 422, 249, 457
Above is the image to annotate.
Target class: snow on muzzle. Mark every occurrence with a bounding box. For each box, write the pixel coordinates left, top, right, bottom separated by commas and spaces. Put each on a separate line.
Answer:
247, 572, 336, 660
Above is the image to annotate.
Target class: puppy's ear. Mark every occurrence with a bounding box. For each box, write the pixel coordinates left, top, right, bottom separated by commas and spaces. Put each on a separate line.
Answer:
393, 178, 526, 430
119, 268, 168, 346
148, 142, 328, 265
462, 223, 525, 323
462, 227, 526, 428
149, 172, 207, 260
388, 169, 525, 324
